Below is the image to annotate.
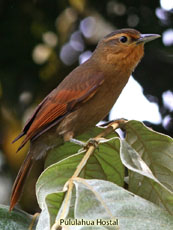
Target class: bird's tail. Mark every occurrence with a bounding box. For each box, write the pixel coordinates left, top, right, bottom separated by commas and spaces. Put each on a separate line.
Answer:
9, 152, 33, 211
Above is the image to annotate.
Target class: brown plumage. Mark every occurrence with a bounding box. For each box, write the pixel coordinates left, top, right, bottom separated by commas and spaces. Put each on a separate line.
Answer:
10, 28, 160, 211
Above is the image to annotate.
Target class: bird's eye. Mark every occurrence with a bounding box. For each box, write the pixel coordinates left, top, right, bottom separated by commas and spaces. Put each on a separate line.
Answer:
120, 36, 128, 43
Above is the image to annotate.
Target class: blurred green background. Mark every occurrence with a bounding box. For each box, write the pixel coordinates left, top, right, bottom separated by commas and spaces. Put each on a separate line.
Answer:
0, 0, 172, 212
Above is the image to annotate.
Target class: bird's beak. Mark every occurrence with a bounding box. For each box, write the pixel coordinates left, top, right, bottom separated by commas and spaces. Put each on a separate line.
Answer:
136, 33, 161, 44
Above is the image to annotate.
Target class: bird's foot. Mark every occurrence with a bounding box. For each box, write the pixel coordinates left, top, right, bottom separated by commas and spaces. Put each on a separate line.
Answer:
86, 138, 99, 148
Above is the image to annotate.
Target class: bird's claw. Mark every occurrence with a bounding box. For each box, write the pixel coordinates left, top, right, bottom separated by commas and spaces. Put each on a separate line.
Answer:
85, 138, 99, 149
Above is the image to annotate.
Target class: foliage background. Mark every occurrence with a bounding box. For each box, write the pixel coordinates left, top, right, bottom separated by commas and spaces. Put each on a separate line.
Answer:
0, 0, 172, 212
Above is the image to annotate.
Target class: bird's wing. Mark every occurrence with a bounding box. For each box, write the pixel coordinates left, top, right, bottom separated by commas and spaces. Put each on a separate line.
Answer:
14, 71, 104, 151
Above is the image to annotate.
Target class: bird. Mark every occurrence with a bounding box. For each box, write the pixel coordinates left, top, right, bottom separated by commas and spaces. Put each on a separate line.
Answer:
10, 28, 160, 211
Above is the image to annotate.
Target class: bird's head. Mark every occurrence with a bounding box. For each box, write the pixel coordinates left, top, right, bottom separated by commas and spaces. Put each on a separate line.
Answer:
93, 28, 160, 73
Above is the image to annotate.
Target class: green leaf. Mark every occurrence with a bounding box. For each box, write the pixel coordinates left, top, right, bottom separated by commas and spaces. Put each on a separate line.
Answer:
35, 122, 173, 229
36, 128, 123, 229
36, 192, 65, 230
36, 152, 85, 230
122, 120, 173, 214
46, 192, 65, 224
45, 127, 123, 186
93, 137, 124, 185
36, 152, 84, 209
73, 178, 173, 230
0, 205, 36, 230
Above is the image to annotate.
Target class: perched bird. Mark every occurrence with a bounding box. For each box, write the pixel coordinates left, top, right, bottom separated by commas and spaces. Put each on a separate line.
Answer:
10, 28, 160, 211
